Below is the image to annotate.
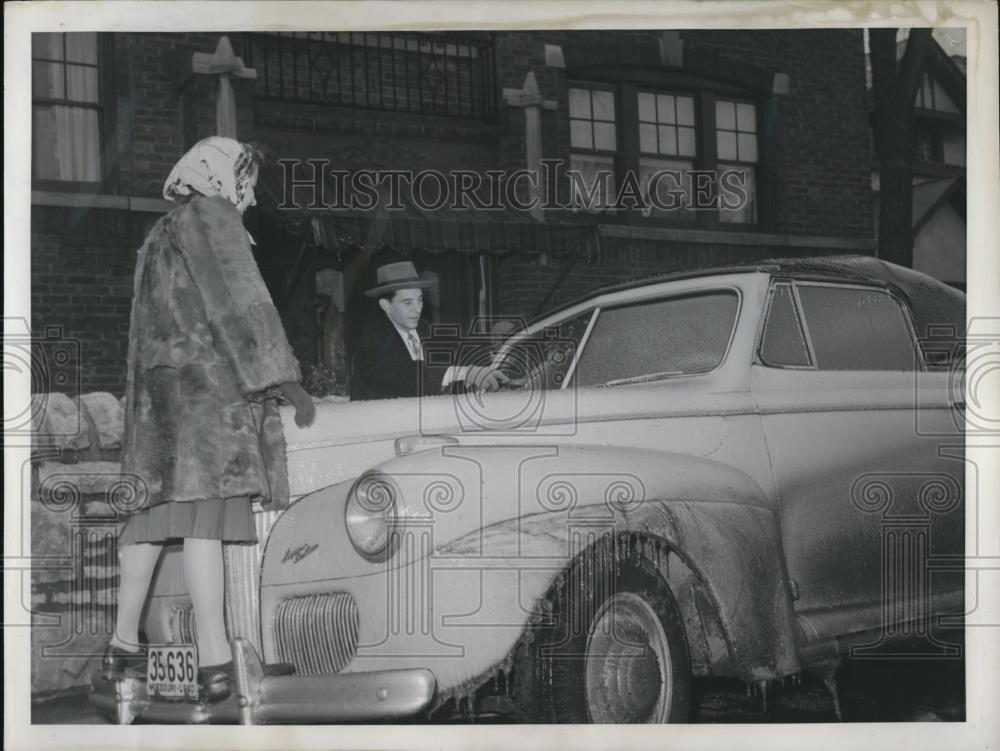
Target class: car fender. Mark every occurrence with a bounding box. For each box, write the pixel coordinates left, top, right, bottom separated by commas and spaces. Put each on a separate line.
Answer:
426, 499, 799, 691
260, 444, 797, 701
262, 442, 776, 585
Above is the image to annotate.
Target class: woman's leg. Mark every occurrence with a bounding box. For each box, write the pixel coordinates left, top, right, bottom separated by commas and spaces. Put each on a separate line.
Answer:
111, 542, 163, 651
182, 537, 230, 666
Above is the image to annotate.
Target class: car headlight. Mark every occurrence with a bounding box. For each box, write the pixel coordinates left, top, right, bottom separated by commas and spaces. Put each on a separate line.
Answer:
345, 472, 398, 558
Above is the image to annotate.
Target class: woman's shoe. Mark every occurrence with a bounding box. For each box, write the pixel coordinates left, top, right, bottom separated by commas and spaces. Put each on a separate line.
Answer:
102, 643, 147, 678
198, 660, 235, 703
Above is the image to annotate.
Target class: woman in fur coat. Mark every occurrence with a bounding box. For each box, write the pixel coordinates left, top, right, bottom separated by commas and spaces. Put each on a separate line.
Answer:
104, 137, 315, 701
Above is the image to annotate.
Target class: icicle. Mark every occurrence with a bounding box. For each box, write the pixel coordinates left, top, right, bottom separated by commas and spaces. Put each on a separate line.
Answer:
758, 680, 769, 714
466, 693, 476, 721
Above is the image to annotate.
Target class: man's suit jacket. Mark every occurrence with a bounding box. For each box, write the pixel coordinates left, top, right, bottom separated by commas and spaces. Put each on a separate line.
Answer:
349, 315, 456, 401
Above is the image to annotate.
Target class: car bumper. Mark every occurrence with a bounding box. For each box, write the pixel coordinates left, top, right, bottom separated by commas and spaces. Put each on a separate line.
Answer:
90, 638, 436, 724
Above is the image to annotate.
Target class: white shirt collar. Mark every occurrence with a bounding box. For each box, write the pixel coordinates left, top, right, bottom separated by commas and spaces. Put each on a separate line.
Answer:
389, 319, 421, 361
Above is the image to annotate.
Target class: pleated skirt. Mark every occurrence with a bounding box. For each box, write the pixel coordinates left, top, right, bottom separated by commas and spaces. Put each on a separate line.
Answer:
118, 497, 257, 544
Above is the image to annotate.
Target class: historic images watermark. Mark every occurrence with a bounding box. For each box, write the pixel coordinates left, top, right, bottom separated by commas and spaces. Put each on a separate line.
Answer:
412, 315, 582, 436
275, 158, 752, 214
4, 318, 82, 440
333, 460, 650, 660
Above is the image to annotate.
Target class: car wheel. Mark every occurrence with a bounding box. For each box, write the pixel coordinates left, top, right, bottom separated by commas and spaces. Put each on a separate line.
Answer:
511, 537, 692, 723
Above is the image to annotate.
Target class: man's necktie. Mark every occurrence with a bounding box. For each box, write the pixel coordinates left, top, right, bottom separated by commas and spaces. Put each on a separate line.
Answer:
406, 330, 423, 360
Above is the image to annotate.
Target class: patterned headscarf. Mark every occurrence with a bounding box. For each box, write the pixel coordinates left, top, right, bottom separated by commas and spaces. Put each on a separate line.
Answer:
163, 136, 258, 208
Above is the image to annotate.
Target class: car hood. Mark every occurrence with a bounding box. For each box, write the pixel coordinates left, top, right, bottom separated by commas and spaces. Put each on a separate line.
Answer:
280, 375, 739, 499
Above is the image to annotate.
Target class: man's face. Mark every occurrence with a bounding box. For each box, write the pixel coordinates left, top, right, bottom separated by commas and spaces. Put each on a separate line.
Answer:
379, 288, 423, 331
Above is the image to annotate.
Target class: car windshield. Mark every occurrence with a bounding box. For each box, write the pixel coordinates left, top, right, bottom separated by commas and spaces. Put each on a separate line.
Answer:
570, 290, 740, 387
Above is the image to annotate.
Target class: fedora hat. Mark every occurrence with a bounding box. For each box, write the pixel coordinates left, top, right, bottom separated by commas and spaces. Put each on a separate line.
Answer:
364, 261, 434, 297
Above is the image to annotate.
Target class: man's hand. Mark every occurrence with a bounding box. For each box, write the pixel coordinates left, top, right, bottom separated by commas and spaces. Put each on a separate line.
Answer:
279, 382, 316, 427
465, 365, 510, 393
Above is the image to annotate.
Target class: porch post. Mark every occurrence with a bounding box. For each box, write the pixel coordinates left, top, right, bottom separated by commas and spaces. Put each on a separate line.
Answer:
191, 36, 257, 138
502, 72, 557, 221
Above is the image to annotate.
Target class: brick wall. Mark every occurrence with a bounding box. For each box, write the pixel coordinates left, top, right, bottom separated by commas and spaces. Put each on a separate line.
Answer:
31, 206, 154, 395
112, 32, 239, 198
495, 239, 853, 320
491, 29, 874, 319
32, 30, 875, 395
493, 29, 873, 237
679, 29, 874, 239
32, 32, 246, 397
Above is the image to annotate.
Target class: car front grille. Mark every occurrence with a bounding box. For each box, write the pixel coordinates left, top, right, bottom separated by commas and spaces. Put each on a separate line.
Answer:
168, 602, 198, 645
272, 593, 360, 675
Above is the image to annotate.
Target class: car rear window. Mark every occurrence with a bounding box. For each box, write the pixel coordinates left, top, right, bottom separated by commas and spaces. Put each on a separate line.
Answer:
796, 284, 920, 370
571, 290, 739, 387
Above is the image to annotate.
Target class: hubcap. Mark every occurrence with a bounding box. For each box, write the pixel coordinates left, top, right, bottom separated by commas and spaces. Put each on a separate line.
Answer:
584, 592, 671, 723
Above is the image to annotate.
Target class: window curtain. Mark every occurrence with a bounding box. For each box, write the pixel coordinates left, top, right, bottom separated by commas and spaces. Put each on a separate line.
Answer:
35, 106, 101, 182
569, 154, 615, 211
33, 47, 101, 182
718, 164, 756, 224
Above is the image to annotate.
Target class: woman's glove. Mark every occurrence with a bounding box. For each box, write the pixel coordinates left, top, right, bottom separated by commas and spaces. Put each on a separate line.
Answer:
279, 382, 316, 428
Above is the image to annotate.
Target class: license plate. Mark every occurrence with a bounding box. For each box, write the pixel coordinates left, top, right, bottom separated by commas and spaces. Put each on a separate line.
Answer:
146, 644, 198, 700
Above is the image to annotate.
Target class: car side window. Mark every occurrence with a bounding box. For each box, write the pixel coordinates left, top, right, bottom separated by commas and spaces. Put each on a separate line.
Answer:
759, 283, 812, 368
571, 290, 739, 387
795, 284, 921, 371
498, 311, 593, 390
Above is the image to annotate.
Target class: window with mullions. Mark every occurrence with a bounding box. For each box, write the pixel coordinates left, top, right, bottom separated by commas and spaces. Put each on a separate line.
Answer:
568, 86, 617, 211
32, 32, 104, 185
637, 90, 697, 219
715, 99, 758, 224
566, 78, 765, 226
915, 74, 960, 114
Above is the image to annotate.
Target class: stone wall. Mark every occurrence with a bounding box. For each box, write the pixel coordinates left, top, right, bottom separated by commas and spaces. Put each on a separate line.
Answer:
30, 392, 125, 697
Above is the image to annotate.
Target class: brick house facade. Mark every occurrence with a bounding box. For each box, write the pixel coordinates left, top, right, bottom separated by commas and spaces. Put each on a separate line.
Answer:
31, 29, 875, 397
27, 27, 875, 698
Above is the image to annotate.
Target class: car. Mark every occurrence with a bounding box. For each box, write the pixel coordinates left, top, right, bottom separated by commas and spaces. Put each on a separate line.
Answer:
91, 255, 967, 724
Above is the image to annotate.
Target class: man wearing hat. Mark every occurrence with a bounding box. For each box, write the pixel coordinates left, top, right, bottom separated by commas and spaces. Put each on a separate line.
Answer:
349, 261, 508, 401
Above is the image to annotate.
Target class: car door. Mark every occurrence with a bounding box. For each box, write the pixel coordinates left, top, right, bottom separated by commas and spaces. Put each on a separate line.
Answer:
750, 279, 964, 643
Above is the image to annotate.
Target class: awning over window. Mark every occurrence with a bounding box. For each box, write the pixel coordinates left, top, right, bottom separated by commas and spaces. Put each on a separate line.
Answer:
255, 165, 600, 261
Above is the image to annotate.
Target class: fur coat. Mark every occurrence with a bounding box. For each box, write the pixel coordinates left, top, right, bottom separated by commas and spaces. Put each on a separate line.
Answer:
121, 194, 301, 512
